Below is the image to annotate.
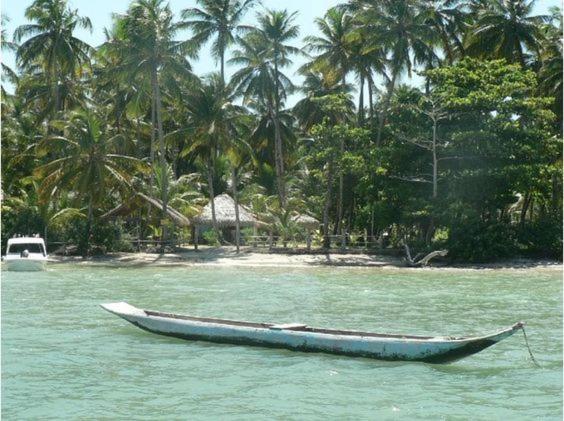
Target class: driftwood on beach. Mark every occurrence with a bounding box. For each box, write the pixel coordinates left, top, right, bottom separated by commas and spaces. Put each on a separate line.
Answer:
404, 243, 448, 267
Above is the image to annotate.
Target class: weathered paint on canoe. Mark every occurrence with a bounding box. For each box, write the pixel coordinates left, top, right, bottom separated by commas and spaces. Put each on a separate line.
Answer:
100, 302, 523, 363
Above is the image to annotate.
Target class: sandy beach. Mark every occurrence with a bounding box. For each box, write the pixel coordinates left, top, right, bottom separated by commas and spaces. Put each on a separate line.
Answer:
48, 247, 563, 270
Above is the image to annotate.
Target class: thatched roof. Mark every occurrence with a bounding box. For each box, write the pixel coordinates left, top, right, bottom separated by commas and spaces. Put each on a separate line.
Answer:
292, 214, 320, 230
101, 193, 191, 227
194, 194, 260, 228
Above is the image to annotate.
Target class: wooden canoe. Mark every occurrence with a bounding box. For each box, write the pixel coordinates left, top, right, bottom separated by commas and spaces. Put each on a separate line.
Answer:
101, 302, 524, 363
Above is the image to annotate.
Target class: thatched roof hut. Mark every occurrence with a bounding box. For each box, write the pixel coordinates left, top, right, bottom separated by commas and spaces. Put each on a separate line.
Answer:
194, 194, 261, 228
101, 193, 191, 227
292, 214, 320, 230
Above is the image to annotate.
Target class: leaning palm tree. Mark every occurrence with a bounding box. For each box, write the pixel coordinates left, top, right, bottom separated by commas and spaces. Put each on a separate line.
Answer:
34, 109, 146, 255
13, 0, 93, 115
181, 0, 257, 84
464, 0, 547, 66
117, 0, 196, 248
231, 9, 300, 207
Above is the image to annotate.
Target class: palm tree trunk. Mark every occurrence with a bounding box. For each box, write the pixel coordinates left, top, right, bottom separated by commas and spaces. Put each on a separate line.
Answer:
336, 74, 347, 237
336, 138, 345, 238
520, 192, 532, 225
323, 160, 335, 249
376, 69, 398, 147
432, 114, 438, 199
273, 55, 286, 207
152, 67, 168, 252
208, 155, 218, 234
220, 45, 225, 85
358, 73, 365, 124
367, 72, 374, 120
232, 167, 241, 253
147, 96, 156, 231
82, 194, 93, 258
440, 28, 454, 64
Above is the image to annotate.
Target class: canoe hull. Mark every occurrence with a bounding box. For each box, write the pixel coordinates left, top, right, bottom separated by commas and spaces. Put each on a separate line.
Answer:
101, 302, 522, 363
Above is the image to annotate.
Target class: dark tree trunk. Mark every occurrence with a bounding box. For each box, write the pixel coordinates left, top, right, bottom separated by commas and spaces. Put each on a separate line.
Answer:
376, 70, 398, 147
367, 72, 374, 120
208, 155, 218, 234
232, 168, 241, 253
520, 192, 532, 225
153, 67, 168, 253
82, 195, 93, 258
358, 73, 365, 125
272, 53, 286, 208
323, 160, 335, 249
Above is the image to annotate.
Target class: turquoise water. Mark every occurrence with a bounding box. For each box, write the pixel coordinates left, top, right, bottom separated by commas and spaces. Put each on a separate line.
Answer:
2, 264, 562, 420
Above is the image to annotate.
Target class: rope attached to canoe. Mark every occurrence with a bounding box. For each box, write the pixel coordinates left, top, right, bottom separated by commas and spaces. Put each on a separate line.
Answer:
520, 325, 541, 368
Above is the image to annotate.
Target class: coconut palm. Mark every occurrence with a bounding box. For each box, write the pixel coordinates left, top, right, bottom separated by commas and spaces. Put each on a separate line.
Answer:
465, 0, 547, 66
356, 0, 435, 145
2, 15, 19, 94
231, 9, 300, 207
181, 0, 257, 84
34, 109, 146, 255
418, 0, 468, 64
225, 134, 256, 253
13, 0, 93, 115
180, 73, 244, 235
303, 8, 355, 88
117, 0, 195, 248
538, 8, 563, 127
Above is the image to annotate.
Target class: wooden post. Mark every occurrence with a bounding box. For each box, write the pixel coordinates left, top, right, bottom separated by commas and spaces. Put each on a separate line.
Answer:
306, 233, 311, 250
341, 233, 346, 251
194, 225, 199, 250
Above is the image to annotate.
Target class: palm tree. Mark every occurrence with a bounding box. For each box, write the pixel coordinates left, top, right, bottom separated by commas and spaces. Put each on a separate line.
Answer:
247, 101, 297, 196
356, 0, 435, 145
465, 0, 547, 66
225, 132, 255, 253
303, 8, 354, 89
181, 0, 257, 84
14, 0, 93, 115
2, 15, 19, 95
293, 71, 354, 132
180, 73, 244, 235
418, 0, 468, 64
232, 9, 300, 207
538, 8, 562, 128
118, 0, 195, 249
34, 109, 146, 255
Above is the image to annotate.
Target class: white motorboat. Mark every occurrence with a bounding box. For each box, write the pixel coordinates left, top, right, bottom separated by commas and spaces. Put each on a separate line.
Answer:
2, 236, 48, 271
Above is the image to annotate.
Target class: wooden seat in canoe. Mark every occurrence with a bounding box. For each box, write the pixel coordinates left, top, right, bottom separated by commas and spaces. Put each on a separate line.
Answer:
269, 323, 307, 330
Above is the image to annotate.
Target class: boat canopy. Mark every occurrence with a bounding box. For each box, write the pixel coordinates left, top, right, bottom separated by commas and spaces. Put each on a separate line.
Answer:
7, 237, 46, 245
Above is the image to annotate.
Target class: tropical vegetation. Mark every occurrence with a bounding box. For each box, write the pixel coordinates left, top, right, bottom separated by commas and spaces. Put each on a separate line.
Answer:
2, 0, 562, 261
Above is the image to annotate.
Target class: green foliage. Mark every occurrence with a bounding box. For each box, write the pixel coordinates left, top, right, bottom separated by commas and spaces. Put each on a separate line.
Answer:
202, 229, 220, 246
2, 1, 561, 262
447, 220, 519, 262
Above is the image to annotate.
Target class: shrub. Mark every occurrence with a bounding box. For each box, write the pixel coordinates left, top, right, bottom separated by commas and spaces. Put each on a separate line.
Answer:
447, 220, 518, 262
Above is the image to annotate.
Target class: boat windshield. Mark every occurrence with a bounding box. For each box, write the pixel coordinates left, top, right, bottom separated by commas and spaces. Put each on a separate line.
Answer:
7, 243, 46, 256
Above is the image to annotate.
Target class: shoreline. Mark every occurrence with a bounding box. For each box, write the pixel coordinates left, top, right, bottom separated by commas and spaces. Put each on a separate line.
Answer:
47, 247, 563, 271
